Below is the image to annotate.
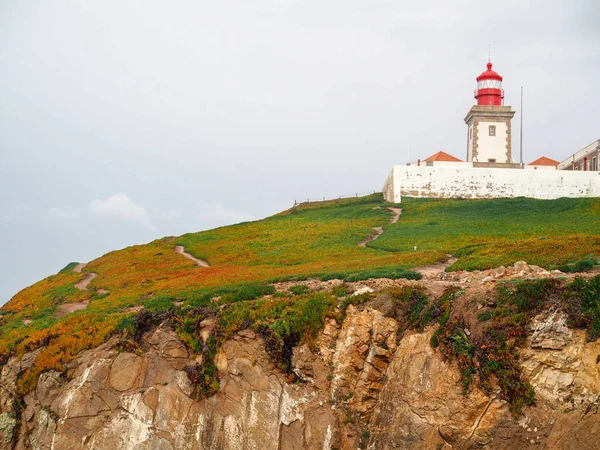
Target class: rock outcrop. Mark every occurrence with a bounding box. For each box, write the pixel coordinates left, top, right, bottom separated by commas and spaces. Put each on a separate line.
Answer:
1, 292, 599, 449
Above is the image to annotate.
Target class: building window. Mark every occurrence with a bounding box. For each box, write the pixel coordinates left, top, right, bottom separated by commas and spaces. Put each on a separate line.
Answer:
488, 158, 496, 163
489, 125, 496, 136
593, 157, 598, 171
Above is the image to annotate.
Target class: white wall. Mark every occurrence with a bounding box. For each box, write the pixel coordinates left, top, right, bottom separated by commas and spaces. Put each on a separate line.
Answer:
382, 165, 600, 203
425, 161, 473, 168
476, 121, 509, 163
525, 165, 556, 171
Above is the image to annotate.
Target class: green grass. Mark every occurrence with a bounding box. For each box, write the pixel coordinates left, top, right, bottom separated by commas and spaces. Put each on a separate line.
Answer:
46, 285, 79, 305
320, 267, 422, 282
289, 285, 311, 295
557, 255, 598, 273
564, 275, 600, 340
369, 197, 600, 270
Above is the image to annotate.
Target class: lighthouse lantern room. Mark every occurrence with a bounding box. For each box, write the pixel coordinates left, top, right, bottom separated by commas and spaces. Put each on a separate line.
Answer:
464, 61, 518, 168
475, 62, 504, 106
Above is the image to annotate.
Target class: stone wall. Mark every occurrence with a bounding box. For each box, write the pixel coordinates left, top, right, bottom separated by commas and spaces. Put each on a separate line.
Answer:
383, 165, 600, 203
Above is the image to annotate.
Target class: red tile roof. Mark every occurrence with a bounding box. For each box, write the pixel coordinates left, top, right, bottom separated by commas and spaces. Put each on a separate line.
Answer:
424, 151, 463, 162
528, 156, 559, 166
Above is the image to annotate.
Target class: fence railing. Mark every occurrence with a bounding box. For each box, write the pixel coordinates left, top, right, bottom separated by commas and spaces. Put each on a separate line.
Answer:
293, 190, 381, 207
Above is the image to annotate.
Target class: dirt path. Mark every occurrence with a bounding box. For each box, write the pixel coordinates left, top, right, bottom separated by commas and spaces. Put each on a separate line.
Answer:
359, 208, 458, 278
358, 227, 384, 247
75, 273, 97, 290
51, 263, 102, 318
413, 255, 458, 279
73, 263, 87, 273
359, 207, 402, 247
388, 207, 402, 224
54, 300, 90, 318
175, 245, 210, 267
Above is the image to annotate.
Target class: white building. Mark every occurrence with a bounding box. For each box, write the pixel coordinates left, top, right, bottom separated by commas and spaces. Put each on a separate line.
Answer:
383, 61, 600, 202
557, 140, 600, 172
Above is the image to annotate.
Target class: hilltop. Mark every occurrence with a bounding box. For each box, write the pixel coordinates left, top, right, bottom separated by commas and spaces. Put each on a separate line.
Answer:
1, 195, 600, 449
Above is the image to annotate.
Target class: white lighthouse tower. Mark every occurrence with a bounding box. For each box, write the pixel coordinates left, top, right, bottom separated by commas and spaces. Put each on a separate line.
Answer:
464, 61, 518, 168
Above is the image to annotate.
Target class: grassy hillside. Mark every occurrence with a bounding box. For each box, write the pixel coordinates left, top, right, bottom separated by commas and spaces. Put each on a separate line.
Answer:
1, 194, 599, 394
371, 197, 600, 270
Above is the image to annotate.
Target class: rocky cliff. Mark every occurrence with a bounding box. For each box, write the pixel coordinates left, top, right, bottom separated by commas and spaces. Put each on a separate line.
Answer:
1, 265, 600, 449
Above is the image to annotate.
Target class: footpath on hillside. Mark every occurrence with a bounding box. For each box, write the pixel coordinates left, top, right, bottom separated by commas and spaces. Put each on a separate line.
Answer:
413, 255, 459, 279
53, 264, 99, 318
358, 207, 402, 248
175, 245, 210, 267
357, 206, 460, 282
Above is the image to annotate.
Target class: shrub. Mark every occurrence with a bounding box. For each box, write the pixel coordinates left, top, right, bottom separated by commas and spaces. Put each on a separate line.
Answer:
217, 292, 336, 373
557, 255, 598, 273
388, 286, 428, 333
428, 287, 462, 347
443, 279, 560, 416
476, 310, 492, 322
564, 275, 600, 340
447, 325, 476, 392
183, 335, 220, 398
219, 283, 275, 303
143, 295, 175, 312
332, 284, 352, 298
321, 267, 422, 283
290, 285, 310, 296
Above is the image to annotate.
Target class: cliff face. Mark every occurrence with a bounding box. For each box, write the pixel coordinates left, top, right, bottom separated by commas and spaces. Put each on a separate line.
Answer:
1, 295, 599, 450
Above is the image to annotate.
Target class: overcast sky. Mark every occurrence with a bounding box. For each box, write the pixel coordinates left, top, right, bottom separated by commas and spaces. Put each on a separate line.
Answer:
1, 1, 599, 305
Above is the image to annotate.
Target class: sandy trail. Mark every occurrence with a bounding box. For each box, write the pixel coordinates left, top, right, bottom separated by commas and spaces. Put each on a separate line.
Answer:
73, 263, 87, 273
414, 255, 459, 279
175, 245, 210, 267
359, 207, 402, 247
359, 207, 458, 277
75, 273, 98, 290
387, 207, 402, 224
358, 227, 384, 247
51, 263, 103, 318
54, 300, 90, 318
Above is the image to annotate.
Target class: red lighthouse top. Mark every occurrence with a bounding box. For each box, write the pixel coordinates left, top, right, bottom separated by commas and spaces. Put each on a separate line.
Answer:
474, 61, 504, 106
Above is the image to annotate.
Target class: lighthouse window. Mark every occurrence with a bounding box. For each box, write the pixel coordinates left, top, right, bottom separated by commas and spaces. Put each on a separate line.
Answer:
488, 125, 496, 136
477, 79, 502, 90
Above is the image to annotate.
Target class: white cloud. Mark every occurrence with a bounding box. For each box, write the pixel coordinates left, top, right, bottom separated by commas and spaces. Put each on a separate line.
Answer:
46, 206, 81, 220
89, 193, 155, 229
197, 202, 254, 226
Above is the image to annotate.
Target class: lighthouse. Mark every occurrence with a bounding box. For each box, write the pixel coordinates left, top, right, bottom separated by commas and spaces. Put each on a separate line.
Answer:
464, 61, 518, 168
